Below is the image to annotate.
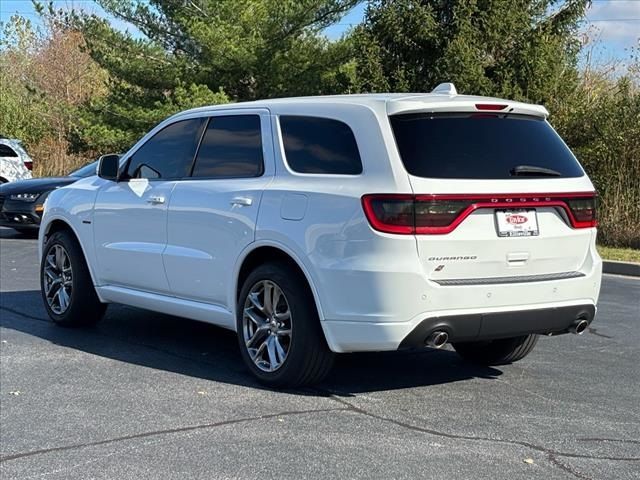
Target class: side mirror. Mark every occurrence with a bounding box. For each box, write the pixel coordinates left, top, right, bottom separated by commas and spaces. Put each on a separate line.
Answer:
97, 154, 121, 181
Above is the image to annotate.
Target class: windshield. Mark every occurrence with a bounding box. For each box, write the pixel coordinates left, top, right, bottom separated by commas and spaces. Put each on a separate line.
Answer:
69, 161, 99, 178
390, 113, 584, 179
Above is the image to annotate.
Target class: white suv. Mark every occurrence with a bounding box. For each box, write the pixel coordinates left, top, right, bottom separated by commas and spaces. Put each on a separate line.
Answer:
38, 84, 602, 387
0, 138, 33, 183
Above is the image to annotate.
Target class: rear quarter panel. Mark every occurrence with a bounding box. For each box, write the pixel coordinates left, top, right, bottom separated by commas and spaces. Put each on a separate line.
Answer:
254, 103, 421, 323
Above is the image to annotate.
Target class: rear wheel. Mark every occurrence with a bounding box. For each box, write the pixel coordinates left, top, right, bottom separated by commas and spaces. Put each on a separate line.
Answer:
236, 262, 334, 387
453, 334, 539, 365
41, 230, 106, 326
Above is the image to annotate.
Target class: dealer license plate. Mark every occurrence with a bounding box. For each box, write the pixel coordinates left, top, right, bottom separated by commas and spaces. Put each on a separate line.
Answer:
495, 209, 539, 237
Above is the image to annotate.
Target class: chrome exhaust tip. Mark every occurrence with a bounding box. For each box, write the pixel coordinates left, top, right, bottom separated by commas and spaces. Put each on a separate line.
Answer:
570, 319, 589, 335
426, 331, 449, 348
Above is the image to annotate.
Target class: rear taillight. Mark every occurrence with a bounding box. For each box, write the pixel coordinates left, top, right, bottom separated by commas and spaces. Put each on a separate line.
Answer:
414, 199, 470, 231
24, 161, 33, 171
362, 195, 473, 234
361, 195, 414, 234
475, 103, 508, 111
565, 196, 597, 228
362, 192, 597, 234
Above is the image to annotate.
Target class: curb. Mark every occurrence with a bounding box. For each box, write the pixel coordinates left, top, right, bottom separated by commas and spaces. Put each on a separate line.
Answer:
603, 260, 640, 277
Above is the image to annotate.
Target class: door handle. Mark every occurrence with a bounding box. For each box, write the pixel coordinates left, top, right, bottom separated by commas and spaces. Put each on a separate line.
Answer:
146, 196, 165, 204
230, 197, 253, 206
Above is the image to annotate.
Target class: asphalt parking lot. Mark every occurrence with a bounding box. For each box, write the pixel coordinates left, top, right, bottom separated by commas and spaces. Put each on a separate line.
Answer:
0, 227, 638, 479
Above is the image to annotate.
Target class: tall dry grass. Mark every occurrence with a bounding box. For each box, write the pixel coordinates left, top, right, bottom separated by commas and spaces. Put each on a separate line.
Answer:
552, 71, 640, 249
29, 137, 95, 177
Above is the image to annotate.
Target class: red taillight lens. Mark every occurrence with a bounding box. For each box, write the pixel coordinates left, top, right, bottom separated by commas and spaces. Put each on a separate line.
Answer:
565, 196, 597, 227
362, 195, 471, 234
475, 103, 508, 111
361, 195, 414, 234
24, 161, 33, 171
363, 192, 598, 234
414, 199, 470, 229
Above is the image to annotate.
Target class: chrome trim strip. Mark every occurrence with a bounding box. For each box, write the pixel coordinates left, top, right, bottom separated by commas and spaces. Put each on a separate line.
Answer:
434, 271, 585, 286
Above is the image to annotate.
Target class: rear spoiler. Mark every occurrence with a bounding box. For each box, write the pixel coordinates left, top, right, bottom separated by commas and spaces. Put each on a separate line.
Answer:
387, 83, 549, 118
387, 99, 549, 118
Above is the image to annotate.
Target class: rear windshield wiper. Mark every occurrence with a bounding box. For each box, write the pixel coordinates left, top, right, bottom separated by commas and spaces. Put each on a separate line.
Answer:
510, 165, 562, 177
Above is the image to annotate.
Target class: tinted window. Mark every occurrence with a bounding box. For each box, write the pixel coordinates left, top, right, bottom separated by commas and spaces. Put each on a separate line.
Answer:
191, 115, 263, 178
280, 116, 362, 175
69, 161, 100, 177
390, 113, 583, 179
125, 118, 206, 180
0, 144, 18, 157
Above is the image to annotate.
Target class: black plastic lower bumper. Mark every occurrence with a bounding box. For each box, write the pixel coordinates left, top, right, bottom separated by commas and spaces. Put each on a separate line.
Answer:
399, 303, 596, 349
0, 215, 41, 229
0, 202, 41, 230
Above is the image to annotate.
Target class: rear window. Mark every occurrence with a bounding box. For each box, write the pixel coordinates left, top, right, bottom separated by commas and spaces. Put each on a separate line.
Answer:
191, 115, 264, 178
280, 116, 362, 175
390, 113, 584, 179
0, 144, 18, 157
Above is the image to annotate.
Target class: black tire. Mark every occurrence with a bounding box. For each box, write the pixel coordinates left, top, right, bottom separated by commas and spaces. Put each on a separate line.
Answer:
40, 229, 106, 327
453, 334, 539, 365
236, 262, 334, 387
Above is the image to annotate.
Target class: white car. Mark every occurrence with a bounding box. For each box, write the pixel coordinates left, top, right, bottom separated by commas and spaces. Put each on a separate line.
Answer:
38, 84, 602, 387
0, 138, 33, 183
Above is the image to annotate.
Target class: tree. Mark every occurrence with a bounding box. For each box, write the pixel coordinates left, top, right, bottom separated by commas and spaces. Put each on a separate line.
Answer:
0, 16, 49, 145
66, 0, 361, 152
352, 0, 638, 249
553, 71, 640, 248
0, 14, 107, 174
353, 0, 589, 104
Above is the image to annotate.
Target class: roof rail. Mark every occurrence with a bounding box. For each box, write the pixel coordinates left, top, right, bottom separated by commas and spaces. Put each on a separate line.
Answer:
431, 82, 457, 95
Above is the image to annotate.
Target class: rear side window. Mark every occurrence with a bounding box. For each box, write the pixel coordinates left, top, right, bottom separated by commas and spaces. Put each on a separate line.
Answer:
0, 144, 18, 157
191, 115, 263, 178
125, 118, 206, 180
390, 114, 584, 179
280, 116, 362, 175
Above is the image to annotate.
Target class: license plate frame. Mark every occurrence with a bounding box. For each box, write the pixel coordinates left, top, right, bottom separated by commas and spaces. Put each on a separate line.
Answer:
495, 209, 539, 237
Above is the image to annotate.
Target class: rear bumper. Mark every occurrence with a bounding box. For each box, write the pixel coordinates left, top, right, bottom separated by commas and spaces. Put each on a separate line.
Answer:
316, 234, 602, 353
322, 300, 597, 353
398, 303, 595, 348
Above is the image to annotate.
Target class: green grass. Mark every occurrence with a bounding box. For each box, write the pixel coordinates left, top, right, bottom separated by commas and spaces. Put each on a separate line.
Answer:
597, 246, 640, 263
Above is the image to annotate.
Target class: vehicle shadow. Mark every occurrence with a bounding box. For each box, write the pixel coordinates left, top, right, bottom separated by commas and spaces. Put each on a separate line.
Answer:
0, 290, 503, 395
0, 227, 38, 239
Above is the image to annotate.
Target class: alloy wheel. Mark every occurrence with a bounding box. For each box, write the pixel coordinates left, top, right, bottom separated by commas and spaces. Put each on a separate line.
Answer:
242, 280, 292, 372
43, 244, 73, 314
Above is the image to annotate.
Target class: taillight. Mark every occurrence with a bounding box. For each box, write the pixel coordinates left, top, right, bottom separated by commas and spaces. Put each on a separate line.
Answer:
565, 195, 597, 228
362, 195, 472, 234
362, 192, 598, 234
414, 199, 470, 230
361, 195, 414, 234
475, 103, 508, 111
24, 161, 33, 171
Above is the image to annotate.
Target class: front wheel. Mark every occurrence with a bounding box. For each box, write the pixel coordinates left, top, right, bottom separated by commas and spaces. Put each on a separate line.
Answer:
41, 230, 106, 326
453, 335, 539, 365
236, 262, 334, 387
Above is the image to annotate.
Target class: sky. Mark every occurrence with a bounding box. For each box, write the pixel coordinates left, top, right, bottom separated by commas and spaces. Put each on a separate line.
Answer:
1, 0, 638, 64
